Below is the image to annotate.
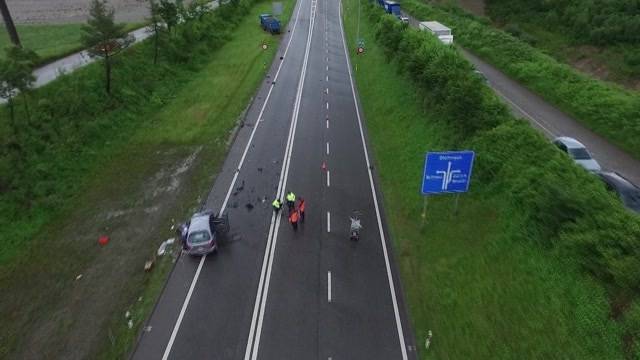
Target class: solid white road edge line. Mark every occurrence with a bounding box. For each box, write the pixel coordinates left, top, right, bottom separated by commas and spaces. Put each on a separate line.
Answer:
493, 87, 556, 137
246, 0, 318, 359
338, 1, 408, 359
161, 1, 306, 359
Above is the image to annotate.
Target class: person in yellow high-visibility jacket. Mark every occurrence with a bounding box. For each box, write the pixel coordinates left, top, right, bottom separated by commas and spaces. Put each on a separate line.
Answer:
286, 191, 296, 210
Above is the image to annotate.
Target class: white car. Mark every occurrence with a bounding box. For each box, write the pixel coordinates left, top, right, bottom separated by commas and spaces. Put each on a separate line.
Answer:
552, 136, 601, 172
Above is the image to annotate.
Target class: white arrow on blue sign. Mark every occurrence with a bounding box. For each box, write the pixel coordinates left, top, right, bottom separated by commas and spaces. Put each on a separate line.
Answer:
421, 151, 475, 194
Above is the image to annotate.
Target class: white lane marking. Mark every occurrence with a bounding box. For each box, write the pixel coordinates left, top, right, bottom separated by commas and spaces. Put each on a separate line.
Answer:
328, 271, 332, 302
493, 87, 556, 137
327, 211, 331, 232
326, 119, 329, 129
326, 65, 329, 71
326, 56, 329, 62
326, 87, 329, 94
327, 170, 331, 187
338, 2, 408, 359
246, 0, 318, 358
326, 102, 329, 110
326, 141, 330, 155
326, 75, 329, 82
161, 1, 306, 358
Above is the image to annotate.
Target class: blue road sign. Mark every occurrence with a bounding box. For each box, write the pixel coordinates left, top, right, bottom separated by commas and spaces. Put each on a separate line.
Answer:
421, 151, 475, 194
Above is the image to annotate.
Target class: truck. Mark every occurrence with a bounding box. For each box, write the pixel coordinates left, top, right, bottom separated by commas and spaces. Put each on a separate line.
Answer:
382, 0, 401, 16
419, 21, 454, 45
259, 14, 281, 34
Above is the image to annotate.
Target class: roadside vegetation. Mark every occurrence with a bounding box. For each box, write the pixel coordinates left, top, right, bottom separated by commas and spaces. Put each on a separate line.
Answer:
0, 0, 293, 358
484, 0, 640, 87
343, 1, 640, 358
0, 22, 143, 65
402, 0, 640, 162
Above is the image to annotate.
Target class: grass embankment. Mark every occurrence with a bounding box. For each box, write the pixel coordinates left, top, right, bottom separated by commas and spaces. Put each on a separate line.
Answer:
0, 23, 144, 65
0, 0, 294, 358
343, 2, 640, 358
401, 0, 640, 161
484, 0, 640, 87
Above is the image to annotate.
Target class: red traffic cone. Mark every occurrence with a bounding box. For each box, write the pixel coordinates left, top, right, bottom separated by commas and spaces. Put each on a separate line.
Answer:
98, 235, 109, 246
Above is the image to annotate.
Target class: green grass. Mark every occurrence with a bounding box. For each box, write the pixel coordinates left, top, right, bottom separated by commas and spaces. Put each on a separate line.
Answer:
342, 2, 624, 358
0, 0, 294, 358
0, 23, 144, 64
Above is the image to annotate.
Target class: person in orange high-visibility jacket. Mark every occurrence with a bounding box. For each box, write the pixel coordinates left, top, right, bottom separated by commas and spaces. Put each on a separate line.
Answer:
297, 197, 305, 223
289, 208, 300, 230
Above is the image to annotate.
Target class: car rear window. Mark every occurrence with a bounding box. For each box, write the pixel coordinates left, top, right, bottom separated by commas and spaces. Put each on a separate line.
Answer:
569, 148, 591, 160
188, 230, 211, 244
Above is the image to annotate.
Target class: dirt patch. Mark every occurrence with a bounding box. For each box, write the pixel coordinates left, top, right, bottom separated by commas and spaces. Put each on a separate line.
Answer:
455, 0, 485, 16
5, 0, 150, 24
0, 144, 209, 359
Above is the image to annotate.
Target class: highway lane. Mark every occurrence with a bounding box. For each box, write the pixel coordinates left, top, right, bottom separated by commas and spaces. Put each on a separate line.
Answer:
131, 0, 312, 357
133, 0, 417, 358
403, 13, 640, 187
247, 0, 416, 358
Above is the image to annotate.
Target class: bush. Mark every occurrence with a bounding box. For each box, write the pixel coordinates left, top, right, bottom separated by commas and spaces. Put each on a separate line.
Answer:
367, 2, 640, 352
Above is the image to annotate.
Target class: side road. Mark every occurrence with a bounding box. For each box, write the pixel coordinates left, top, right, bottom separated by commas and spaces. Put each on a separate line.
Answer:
404, 13, 640, 187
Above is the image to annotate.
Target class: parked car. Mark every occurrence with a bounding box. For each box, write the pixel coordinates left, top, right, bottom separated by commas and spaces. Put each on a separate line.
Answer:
177, 210, 230, 256
596, 171, 640, 213
552, 136, 601, 172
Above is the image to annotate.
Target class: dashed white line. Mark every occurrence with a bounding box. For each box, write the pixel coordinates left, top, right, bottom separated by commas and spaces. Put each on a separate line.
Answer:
326, 65, 329, 71
326, 75, 329, 82
326, 87, 329, 94
326, 119, 329, 129
328, 271, 332, 302
326, 102, 329, 110
327, 211, 331, 232
326, 141, 330, 155
327, 170, 331, 187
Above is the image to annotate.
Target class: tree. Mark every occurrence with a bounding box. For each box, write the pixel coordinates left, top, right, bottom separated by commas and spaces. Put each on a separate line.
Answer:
158, 0, 179, 34
81, 0, 133, 94
148, 0, 163, 64
0, 46, 37, 132
0, 0, 20, 46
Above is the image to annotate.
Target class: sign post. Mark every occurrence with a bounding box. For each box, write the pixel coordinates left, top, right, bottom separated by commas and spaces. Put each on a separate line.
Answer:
420, 151, 475, 221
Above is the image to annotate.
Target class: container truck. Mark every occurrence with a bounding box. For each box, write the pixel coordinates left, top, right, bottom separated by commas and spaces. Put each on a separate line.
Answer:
419, 21, 453, 45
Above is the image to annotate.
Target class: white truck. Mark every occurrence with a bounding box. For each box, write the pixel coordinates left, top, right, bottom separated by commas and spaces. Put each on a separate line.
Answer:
419, 21, 454, 45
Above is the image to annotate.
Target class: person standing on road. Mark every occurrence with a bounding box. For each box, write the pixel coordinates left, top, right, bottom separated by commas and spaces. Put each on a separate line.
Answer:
289, 208, 300, 230
286, 191, 296, 210
272, 198, 282, 213
298, 197, 305, 223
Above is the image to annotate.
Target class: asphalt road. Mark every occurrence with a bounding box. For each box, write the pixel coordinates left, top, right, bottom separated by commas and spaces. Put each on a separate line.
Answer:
131, 0, 417, 359
404, 14, 640, 186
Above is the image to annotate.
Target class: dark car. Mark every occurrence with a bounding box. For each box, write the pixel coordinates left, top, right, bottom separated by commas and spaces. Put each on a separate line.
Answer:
178, 210, 230, 256
596, 171, 640, 213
